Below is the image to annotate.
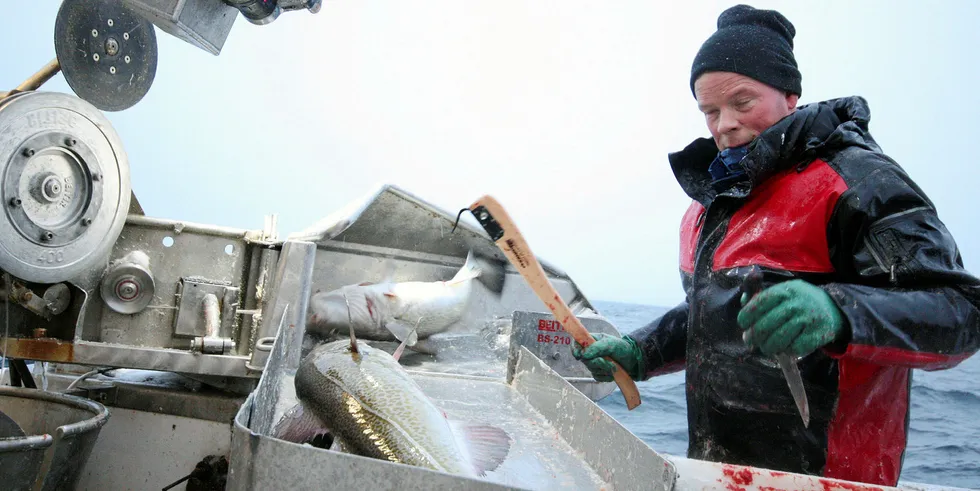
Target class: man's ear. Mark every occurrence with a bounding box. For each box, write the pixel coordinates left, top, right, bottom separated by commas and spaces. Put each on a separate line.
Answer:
786, 93, 800, 111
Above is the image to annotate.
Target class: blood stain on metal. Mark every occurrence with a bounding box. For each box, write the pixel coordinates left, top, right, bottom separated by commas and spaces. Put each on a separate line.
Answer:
718, 464, 757, 491
819, 480, 885, 491
722, 464, 755, 485
722, 466, 752, 486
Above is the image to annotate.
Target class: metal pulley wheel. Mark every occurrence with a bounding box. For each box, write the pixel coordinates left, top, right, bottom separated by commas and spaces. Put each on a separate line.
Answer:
0, 91, 131, 284
54, 0, 158, 112
100, 250, 155, 314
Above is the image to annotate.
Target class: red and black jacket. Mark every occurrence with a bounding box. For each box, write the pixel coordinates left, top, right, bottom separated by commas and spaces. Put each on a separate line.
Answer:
629, 96, 980, 486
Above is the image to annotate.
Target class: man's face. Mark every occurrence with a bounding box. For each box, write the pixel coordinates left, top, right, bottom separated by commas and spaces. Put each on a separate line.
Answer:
694, 72, 800, 151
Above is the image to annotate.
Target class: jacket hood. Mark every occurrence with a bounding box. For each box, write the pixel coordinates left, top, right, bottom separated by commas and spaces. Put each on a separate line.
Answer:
669, 96, 882, 205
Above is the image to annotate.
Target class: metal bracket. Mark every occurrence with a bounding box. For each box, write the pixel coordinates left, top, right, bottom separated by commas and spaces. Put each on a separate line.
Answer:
173, 277, 239, 339
78, 385, 118, 405
2, 279, 72, 321
509, 310, 625, 402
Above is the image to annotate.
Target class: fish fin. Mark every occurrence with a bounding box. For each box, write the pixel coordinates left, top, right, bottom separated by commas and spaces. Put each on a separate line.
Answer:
272, 404, 332, 445
449, 421, 513, 476
357, 281, 373, 286
329, 436, 348, 453
392, 318, 425, 361
379, 260, 398, 284
386, 319, 419, 347
383, 291, 398, 298
392, 334, 411, 362
448, 250, 506, 295
406, 338, 438, 356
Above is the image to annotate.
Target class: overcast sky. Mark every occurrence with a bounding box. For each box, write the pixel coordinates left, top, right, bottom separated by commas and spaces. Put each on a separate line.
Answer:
3, 1, 978, 306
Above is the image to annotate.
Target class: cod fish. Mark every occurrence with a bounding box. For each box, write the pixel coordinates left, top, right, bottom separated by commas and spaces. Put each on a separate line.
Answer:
273, 339, 513, 477
307, 250, 505, 349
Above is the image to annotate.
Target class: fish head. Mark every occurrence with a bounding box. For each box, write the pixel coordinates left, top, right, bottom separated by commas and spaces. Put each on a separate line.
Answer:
310, 336, 366, 364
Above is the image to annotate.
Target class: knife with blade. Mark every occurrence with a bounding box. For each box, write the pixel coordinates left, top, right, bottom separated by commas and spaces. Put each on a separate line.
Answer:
742, 266, 810, 428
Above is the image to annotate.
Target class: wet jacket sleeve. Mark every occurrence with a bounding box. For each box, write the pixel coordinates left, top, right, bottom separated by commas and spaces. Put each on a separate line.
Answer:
822, 154, 980, 370
627, 301, 689, 379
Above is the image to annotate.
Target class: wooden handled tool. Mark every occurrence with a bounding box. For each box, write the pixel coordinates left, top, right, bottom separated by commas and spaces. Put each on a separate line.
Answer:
459, 195, 642, 410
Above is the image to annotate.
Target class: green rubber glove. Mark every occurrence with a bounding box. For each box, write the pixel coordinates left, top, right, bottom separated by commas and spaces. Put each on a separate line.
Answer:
571, 333, 645, 382
737, 279, 846, 357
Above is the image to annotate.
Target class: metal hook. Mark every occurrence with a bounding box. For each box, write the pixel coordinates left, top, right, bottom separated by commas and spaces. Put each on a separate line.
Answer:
451, 208, 470, 233
342, 291, 358, 354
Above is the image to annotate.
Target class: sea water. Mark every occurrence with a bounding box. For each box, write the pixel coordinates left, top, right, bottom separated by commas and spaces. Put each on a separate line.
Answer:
593, 300, 980, 489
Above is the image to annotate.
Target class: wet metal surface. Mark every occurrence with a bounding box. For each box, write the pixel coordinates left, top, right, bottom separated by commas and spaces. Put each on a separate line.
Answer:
230, 293, 677, 490
413, 373, 611, 490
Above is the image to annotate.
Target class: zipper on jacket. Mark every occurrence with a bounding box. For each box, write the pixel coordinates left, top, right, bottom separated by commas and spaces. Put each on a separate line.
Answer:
890, 256, 902, 284
865, 236, 889, 273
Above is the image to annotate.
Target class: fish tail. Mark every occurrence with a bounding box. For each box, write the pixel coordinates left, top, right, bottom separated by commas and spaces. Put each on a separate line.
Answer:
273, 403, 332, 445
448, 250, 506, 295
449, 420, 513, 477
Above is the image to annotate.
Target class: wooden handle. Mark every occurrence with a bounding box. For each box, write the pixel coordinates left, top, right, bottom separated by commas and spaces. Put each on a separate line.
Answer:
468, 195, 642, 410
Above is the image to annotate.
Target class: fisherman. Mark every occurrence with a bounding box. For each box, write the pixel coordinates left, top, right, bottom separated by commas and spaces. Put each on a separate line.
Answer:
573, 4, 980, 486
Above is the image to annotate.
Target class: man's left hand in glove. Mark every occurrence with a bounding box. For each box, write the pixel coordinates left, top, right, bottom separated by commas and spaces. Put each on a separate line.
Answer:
737, 279, 848, 357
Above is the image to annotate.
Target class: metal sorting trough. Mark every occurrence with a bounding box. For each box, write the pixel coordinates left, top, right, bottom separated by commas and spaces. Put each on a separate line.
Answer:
226, 187, 677, 490
228, 304, 678, 490
0, 386, 110, 491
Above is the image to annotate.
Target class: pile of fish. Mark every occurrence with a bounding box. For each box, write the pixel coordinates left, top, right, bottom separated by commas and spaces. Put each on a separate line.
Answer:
273, 250, 514, 478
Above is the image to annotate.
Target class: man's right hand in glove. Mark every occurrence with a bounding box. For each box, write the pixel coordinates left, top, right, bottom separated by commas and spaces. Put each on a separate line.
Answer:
571, 333, 646, 382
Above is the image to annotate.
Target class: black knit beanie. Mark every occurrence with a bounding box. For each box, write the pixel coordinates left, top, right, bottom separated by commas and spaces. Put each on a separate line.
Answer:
689, 4, 802, 98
